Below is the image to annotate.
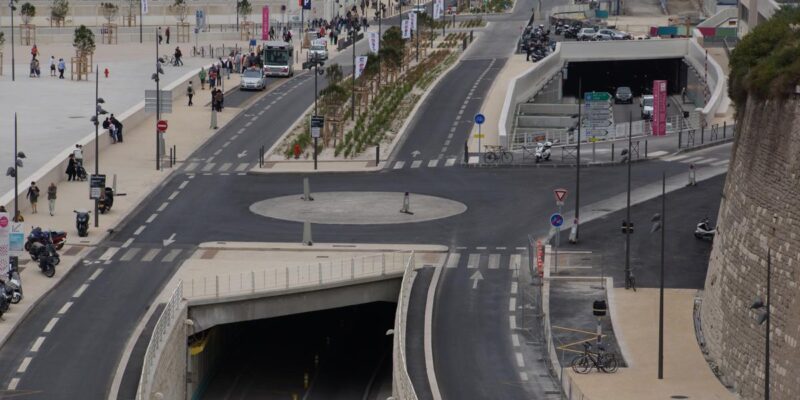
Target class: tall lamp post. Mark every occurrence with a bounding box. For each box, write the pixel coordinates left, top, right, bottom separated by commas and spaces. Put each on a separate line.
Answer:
303, 58, 324, 170
750, 213, 777, 400
90, 66, 108, 228
139, 0, 143, 43
650, 172, 666, 379
5, 114, 25, 221
622, 111, 634, 290
570, 78, 582, 244
351, 28, 356, 121
9, 0, 17, 81
415, 0, 419, 62
151, 28, 165, 170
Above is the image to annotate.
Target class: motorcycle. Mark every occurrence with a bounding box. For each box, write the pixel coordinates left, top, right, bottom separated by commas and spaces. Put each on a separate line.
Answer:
0, 281, 9, 318
535, 141, 552, 163
6, 257, 22, 304
75, 209, 91, 237
28, 240, 60, 266
694, 217, 716, 241
98, 187, 114, 214
25, 227, 67, 251
37, 244, 57, 278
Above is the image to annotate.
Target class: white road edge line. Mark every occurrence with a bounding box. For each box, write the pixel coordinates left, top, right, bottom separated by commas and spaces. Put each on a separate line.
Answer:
425, 260, 445, 400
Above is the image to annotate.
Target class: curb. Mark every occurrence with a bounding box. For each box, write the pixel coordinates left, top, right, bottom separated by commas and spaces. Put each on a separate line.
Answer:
197, 242, 450, 253
674, 137, 734, 154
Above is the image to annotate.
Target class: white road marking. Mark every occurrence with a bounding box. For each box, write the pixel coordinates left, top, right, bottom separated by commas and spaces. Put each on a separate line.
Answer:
711, 159, 729, 166
142, 249, 161, 262
509, 297, 516, 311
509, 254, 521, 270
43, 317, 59, 333
218, 162, 232, 172
8, 378, 20, 390
696, 157, 718, 164
235, 163, 249, 171
509, 316, 517, 330
648, 150, 668, 157
251, 116, 258, 122
202, 163, 216, 172
496, 246, 506, 250
58, 302, 73, 315
519, 372, 529, 381
445, 158, 456, 167
488, 254, 500, 269
663, 154, 689, 162
184, 162, 198, 172
222, 141, 231, 148
511, 334, 520, 347
679, 156, 704, 164
476, 246, 487, 250
17, 357, 32, 373
89, 268, 103, 281
440, 146, 448, 153
515, 352, 525, 367
213, 149, 223, 156
444, 140, 451, 146
220, 173, 230, 176
206, 156, 215, 163
31, 336, 45, 352
134, 225, 146, 236
468, 156, 479, 164
146, 214, 158, 223
467, 254, 481, 269
511, 282, 518, 295
245, 121, 253, 127
157, 202, 169, 211
73, 284, 89, 298
161, 249, 182, 263
393, 161, 405, 169
411, 160, 422, 168
120, 248, 141, 262
258, 110, 265, 116
428, 159, 439, 168
237, 128, 246, 134
121, 238, 134, 248
237, 173, 246, 176
179, 181, 189, 189
446, 253, 461, 269
99, 247, 119, 261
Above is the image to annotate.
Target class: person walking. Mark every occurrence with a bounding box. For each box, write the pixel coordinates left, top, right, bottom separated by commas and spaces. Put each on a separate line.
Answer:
110, 114, 124, 142
174, 47, 183, 66
66, 154, 77, 181
187, 81, 194, 106
158, 27, 163, 44
199, 67, 207, 89
687, 163, 697, 186
47, 183, 57, 216
50, 56, 56, 76
27, 182, 40, 214
58, 58, 66, 79
209, 68, 217, 90
166, 26, 171, 44
31, 44, 38, 60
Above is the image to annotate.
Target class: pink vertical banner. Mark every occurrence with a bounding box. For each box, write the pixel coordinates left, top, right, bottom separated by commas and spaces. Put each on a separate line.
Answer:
262, 6, 270, 40
652, 80, 668, 136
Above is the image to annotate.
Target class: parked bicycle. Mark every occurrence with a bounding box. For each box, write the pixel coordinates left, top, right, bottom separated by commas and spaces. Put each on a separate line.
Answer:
571, 342, 619, 374
482, 145, 514, 164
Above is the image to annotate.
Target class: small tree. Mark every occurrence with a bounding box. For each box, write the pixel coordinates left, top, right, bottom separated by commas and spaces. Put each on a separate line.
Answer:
124, 0, 136, 26
20, 3, 35, 25
326, 63, 344, 84
51, 0, 70, 26
237, 0, 252, 23
100, 2, 119, 24
169, 0, 188, 23
73, 24, 96, 55
380, 26, 404, 69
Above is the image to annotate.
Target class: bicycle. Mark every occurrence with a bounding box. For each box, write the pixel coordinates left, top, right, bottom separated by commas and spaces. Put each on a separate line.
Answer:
482, 145, 513, 164
570, 342, 619, 374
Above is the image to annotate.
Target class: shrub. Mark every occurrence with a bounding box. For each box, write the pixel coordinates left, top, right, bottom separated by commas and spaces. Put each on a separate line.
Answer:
20, 2, 35, 25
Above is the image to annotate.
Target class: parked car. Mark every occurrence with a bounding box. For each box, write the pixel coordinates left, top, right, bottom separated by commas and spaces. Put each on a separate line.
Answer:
411, 4, 426, 13
596, 28, 632, 40
240, 68, 267, 91
309, 44, 328, 61
577, 27, 598, 41
614, 86, 633, 104
641, 95, 654, 119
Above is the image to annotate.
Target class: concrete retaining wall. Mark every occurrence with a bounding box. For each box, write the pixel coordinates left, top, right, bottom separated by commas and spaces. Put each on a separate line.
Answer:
517, 115, 575, 128
518, 103, 577, 116
150, 304, 188, 400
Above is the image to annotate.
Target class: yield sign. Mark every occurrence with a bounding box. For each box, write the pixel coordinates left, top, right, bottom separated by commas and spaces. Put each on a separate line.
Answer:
554, 188, 568, 204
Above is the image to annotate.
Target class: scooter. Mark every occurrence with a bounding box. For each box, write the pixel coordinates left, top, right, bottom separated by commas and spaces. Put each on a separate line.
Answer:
694, 217, 716, 241
28, 240, 60, 266
98, 187, 114, 214
75, 209, 91, 237
25, 227, 67, 251
535, 141, 552, 163
6, 259, 22, 304
37, 245, 57, 278
0, 282, 10, 318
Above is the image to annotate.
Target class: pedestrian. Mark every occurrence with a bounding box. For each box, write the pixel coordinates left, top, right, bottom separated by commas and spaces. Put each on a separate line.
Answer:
104, 67, 110, 78
199, 67, 207, 89
110, 114, 123, 142
29, 59, 36, 77
31, 44, 38, 60
74, 144, 84, 168
187, 81, 194, 106
47, 183, 57, 216
226, 58, 232, 79
109, 122, 118, 143
687, 163, 697, 186
174, 46, 183, 66
34, 58, 40, 77
58, 58, 66, 79
158, 27, 163, 44
50, 56, 56, 76
214, 89, 224, 112
66, 154, 77, 181
209, 68, 217, 89
27, 181, 40, 214
166, 26, 171, 44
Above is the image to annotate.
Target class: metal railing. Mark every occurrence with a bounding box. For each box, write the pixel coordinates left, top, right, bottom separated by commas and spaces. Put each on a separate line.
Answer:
184, 252, 413, 301
393, 251, 419, 400
137, 282, 184, 400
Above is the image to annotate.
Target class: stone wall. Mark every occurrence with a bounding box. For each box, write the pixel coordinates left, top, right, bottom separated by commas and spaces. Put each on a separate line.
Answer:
701, 97, 800, 399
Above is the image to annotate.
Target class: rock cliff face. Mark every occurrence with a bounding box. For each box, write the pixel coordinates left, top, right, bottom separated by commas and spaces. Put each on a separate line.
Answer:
701, 98, 800, 399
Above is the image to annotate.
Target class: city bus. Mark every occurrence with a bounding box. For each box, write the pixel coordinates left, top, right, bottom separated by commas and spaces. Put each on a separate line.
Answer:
262, 41, 294, 77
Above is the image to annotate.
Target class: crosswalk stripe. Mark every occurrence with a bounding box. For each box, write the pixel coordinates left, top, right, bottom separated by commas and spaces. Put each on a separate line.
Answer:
161, 249, 182, 262
468, 156, 480, 164
679, 156, 704, 164
141, 249, 161, 262
445, 158, 456, 167
467, 253, 480, 269
663, 154, 689, 162
394, 161, 405, 169
647, 150, 668, 157
509, 254, 521, 270
488, 254, 500, 269
711, 159, 729, 167
99, 247, 119, 261
184, 162, 199, 172
235, 163, 249, 172
219, 162, 232, 172
201, 163, 216, 172
428, 159, 439, 168
411, 160, 422, 168
696, 157, 717, 164
446, 253, 461, 269
120, 248, 141, 262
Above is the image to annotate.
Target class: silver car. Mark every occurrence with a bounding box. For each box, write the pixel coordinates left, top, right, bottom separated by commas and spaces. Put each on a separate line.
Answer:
309, 44, 328, 61
240, 69, 267, 91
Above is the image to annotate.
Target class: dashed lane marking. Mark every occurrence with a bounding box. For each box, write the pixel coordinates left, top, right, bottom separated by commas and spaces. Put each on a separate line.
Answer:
512, 333, 520, 347
43, 318, 59, 333
711, 159, 729, 167
509, 297, 516, 312
73, 284, 89, 298
696, 157, 718, 164
89, 268, 103, 281
146, 214, 157, 223
30, 336, 45, 352
663, 154, 689, 162
648, 150, 668, 157
237, 128, 246, 134
475, 246, 487, 250
511, 282, 518, 295
157, 202, 169, 212
515, 352, 525, 367
679, 156, 704, 164
179, 181, 189, 189
509, 316, 517, 330
99, 247, 119, 261
213, 149, 223, 156
520, 372, 529, 381
222, 142, 231, 148
58, 302, 73, 315
445, 253, 461, 269
17, 357, 32, 373
120, 248, 141, 262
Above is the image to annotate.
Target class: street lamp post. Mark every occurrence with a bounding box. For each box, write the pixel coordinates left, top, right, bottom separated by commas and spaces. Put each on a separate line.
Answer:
139, 0, 143, 43
571, 78, 582, 243
154, 28, 163, 170
624, 112, 634, 290
92, 66, 108, 228
750, 214, 777, 400
10, 0, 16, 81
351, 28, 356, 121
650, 172, 666, 379
415, 0, 419, 62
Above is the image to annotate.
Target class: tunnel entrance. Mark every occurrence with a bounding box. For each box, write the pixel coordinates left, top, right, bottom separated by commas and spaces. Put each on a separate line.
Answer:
562, 58, 688, 98
195, 302, 396, 400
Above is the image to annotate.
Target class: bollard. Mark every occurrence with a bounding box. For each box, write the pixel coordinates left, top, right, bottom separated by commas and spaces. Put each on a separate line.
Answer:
251, 270, 255, 293
169, 148, 173, 168
723, 121, 727, 139
462, 37, 467, 50
464, 140, 469, 162
701, 126, 705, 144
470, 30, 474, 42
678, 130, 682, 149
611, 143, 615, 162
645, 140, 648, 159
318, 263, 323, 284
376, 144, 380, 166
173, 145, 177, 166
302, 177, 314, 201
302, 221, 313, 245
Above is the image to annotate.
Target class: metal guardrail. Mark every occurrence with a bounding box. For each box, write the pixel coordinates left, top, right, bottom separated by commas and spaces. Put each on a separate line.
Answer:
137, 282, 184, 400
184, 252, 413, 301
394, 251, 419, 400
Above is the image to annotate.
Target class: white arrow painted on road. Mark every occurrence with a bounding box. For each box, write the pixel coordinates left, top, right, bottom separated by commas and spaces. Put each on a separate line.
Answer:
237, 150, 248, 159
470, 270, 484, 289
411, 150, 421, 158
163, 233, 177, 247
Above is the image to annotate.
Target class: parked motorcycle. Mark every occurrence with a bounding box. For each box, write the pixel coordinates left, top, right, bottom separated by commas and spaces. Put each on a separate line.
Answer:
37, 244, 57, 278
25, 227, 67, 251
535, 141, 553, 163
75, 209, 91, 237
6, 257, 22, 304
28, 240, 60, 266
0, 281, 10, 318
694, 217, 716, 241
98, 187, 115, 214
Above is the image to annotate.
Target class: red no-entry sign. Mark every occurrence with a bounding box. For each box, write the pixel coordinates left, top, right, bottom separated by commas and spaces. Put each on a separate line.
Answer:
157, 120, 168, 131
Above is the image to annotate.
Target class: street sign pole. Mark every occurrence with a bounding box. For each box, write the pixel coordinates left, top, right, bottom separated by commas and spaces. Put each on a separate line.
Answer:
474, 113, 485, 164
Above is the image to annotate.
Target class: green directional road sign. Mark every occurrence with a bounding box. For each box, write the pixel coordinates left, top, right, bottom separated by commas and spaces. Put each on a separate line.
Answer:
584, 91, 611, 102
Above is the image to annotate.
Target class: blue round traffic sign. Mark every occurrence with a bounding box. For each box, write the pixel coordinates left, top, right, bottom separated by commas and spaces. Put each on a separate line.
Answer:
474, 113, 485, 125
550, 213, 564, 227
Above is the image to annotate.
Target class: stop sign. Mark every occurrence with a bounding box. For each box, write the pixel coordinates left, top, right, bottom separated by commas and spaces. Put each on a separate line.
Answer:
157, 120, 168, 131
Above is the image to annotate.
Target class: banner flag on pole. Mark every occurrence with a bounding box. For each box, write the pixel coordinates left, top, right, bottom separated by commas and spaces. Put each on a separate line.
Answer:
368, 31, 380, 53
410, 12, 417, 30
401, 19, 411, 39
355, 56, 368, 79
142, 0, 149, 14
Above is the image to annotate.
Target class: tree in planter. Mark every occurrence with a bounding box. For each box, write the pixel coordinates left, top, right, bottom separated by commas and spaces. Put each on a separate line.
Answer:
74, 24, 96, 54
124, 0, 137, 26
100, 2, 119, 24
169, 0, 189, 23
326, 63, 344, 85
237, 0, 252, 23
20, 3, 35, 25
380, 26, 404, 70
51, 0, 69, 27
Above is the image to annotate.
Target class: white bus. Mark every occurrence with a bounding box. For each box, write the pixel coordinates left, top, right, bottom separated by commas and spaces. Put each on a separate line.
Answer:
262, 41, 294, 77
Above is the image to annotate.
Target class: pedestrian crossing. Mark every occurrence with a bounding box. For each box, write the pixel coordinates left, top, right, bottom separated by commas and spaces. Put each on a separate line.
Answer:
662, 154, 730, 167
93, 246, 189, 264
392, 157, 460, 170
183, 161, 255, 175
446, 251, 523, 271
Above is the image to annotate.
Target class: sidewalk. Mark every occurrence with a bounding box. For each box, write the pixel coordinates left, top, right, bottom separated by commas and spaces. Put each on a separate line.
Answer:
569, 288, 734, 400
